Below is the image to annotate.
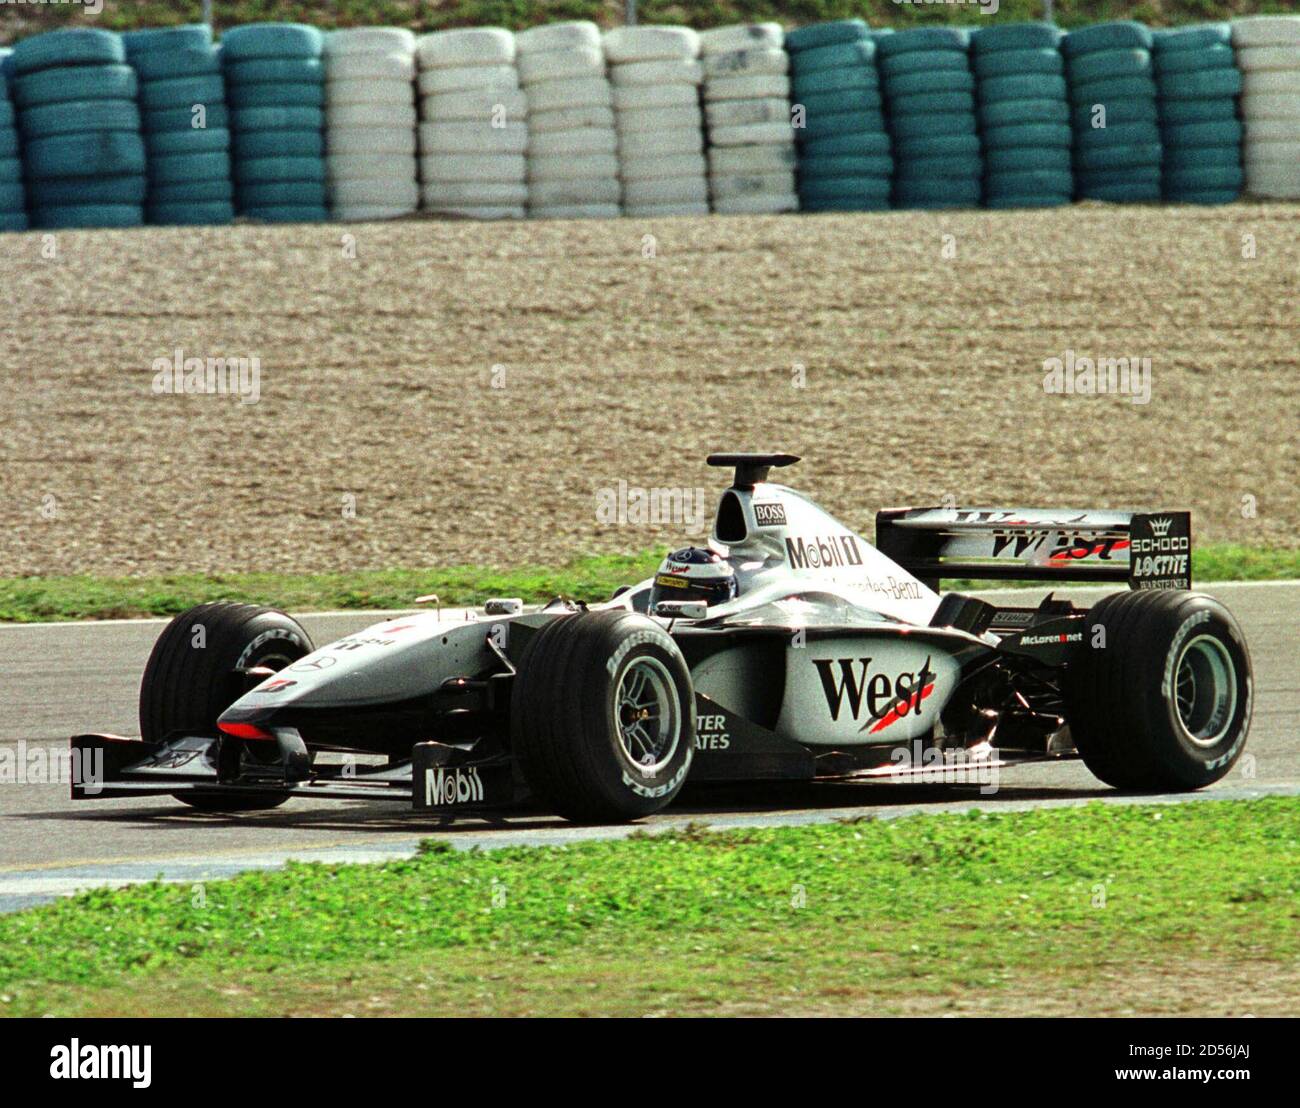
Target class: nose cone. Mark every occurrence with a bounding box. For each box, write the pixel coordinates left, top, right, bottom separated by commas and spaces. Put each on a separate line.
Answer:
220, 612, 499, 723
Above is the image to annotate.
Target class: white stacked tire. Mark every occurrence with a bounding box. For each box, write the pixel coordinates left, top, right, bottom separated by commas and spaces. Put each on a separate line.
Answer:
606, 25, 707, 217
324, 28, 418, 221
417, 27, 526, 219
1232, 16, 1300, 199
698, 23, 796, 214
517, 21, 619, 219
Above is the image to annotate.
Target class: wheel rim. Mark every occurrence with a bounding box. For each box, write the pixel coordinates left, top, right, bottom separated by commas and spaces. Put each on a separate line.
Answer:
255, 649, 297, 669
614, 656, 680, 775
1173, 634, 1237, 747
238, 647, 302, 696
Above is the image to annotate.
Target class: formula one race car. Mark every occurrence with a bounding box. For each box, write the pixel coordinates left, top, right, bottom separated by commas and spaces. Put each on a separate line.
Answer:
72, 453, 1253, 822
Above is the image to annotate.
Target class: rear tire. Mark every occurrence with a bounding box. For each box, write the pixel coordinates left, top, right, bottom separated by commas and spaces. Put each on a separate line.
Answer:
139, 602, 314, 811
511, 611, 695, 822
1065, 591, 1252, 790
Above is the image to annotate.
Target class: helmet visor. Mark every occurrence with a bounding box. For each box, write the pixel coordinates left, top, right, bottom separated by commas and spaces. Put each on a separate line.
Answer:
650, 573, 736, 609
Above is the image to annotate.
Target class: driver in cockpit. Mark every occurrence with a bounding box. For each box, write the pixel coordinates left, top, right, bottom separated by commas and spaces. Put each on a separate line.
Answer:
648, 547, 738, 610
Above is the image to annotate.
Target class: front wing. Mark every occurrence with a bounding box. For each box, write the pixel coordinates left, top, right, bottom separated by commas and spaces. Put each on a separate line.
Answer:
70, 684, 1077, 817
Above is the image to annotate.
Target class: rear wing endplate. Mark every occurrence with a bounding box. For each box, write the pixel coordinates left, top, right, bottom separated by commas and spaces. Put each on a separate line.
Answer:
875, 508, 1191, 591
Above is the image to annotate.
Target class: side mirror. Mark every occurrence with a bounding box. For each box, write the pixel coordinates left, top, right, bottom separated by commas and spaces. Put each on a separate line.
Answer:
652, 600, 708, 621
484, 597, 523, 616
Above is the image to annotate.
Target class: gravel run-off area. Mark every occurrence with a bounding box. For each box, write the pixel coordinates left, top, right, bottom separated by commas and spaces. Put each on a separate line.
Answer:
0, 202, 1296, 578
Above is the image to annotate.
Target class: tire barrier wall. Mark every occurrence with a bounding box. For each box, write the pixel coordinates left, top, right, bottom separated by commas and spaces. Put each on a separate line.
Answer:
0, 18, 1294, 229
1065, 21, 1163, 203
0, 48, 28, 230
974, 21, 1072, 210
124, 23, 233, 226
325, 27, 418, 222
1233, 16, 1300, 199
13, 27, 145, 228
1153, 23, 1242, 205
418, 27, 528, 220
789, 20, 892, 213
518, 21, 618, 220
700, 23, 798, 215
608, 25, 708, 218
222, 22, 326, 223
880, 25, 983, 210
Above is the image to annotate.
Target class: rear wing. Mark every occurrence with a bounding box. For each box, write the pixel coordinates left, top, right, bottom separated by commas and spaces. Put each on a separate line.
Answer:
875, 508, 1191, 591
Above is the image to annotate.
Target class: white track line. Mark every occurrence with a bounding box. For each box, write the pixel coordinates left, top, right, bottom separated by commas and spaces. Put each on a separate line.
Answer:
2, 782, 1295, 913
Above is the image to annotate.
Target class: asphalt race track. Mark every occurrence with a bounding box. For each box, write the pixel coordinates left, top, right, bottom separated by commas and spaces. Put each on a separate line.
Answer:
0, 583, 1296, 912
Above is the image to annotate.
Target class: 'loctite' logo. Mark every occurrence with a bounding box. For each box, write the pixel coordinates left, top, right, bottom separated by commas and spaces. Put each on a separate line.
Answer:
1132, 553, 1189, 579
812, 656, 936, 734
424, 766, 484, 806
785, 534, 863, 570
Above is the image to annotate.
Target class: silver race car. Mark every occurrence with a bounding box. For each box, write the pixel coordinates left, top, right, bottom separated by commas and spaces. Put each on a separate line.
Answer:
72, 453, 1252, 822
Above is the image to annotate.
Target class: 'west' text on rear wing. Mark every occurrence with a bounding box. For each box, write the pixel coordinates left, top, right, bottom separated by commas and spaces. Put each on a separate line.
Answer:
875, 508, 1192, 591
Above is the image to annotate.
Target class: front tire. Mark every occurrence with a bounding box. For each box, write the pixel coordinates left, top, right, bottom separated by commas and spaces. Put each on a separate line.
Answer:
1065, 590, 1252, 790
510, 610, 695, 822
139, 602, 314, 811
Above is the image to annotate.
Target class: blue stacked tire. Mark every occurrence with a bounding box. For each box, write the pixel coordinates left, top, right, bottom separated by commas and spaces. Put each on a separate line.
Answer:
0, 50, 27, 231
1064, 21, 1162, 203
973, 22, 1072, 209
222, 23, 326, 223
787, 20, 893, 212
1153, 24, 1242, 205
878, 26, 981, 209
12, 28, 144, 228
124, 24, 233, 225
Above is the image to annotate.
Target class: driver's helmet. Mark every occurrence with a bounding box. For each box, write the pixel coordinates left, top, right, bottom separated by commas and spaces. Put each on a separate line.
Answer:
649, 547, 738, 610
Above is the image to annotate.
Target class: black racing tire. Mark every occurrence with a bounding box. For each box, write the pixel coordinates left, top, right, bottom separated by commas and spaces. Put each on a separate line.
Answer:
1065, 591, 1252, 790
510, 610, 695, 822
172, 790, 292, 813
139, 602, 314, 811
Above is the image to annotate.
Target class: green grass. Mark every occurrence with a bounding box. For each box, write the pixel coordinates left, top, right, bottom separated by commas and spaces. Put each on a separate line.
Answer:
0, 551, 661, 622
0, 543, 1294, 622
0, 0, 1293, 44
1, 799, 1295, 1016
